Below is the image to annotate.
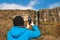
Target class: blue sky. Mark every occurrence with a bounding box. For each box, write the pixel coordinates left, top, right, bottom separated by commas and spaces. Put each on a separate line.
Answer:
0, 0, 60, 10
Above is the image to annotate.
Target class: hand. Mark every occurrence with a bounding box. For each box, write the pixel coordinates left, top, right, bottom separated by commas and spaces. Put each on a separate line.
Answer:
27, 22, 30, 28
27, 21, 34, 29
30, 21, 34, 26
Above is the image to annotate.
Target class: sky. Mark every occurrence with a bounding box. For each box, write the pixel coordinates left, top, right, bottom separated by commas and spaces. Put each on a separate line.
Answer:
0, 0, 60, 10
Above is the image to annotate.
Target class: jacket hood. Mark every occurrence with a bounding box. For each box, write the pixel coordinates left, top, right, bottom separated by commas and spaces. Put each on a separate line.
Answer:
10, 26, 27, 38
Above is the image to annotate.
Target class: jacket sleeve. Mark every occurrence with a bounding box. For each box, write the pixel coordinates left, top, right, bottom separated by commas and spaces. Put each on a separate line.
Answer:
29, 25, 41, 38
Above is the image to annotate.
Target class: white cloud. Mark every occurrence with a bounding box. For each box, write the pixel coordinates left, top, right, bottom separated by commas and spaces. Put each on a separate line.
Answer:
0, 0, 38, 10
49, 2, 60, 9
0, 3, 33, 10
28, 0, 38, 7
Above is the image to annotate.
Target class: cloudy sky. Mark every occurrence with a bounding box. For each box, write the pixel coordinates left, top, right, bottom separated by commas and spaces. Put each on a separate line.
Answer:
0, 0, 60, 10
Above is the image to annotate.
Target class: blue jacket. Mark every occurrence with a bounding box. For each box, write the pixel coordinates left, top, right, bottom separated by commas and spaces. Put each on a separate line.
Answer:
7, 25, 41, 40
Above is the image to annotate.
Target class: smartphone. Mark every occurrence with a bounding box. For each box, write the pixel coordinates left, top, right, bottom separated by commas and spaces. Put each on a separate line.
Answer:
28, 17, 32, 25
28, 20, 31, 25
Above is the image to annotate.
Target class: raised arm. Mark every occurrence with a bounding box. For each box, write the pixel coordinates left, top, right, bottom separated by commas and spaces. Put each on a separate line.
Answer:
27, 21, 41, 38
29, 25, 41, 38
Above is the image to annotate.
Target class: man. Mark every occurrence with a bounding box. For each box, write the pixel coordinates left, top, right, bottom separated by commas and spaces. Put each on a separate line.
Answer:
7, 16, 41, 40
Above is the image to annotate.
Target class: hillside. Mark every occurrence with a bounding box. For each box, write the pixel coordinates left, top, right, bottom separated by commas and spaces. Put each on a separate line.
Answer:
0, 7, 60, 40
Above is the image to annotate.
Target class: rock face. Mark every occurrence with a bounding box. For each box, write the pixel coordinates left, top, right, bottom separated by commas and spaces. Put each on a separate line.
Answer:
38, 8, 60, 23
38, 7, 60, 40
0, 7, 60, 40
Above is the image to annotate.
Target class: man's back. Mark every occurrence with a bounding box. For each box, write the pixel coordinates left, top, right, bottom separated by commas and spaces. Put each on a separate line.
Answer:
7, 25, 41, 40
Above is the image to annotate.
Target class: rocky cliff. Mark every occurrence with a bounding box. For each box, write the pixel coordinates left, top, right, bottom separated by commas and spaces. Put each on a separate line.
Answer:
38, 7, 60, 40
38, 7, 60, 23
0, 7, 60, 40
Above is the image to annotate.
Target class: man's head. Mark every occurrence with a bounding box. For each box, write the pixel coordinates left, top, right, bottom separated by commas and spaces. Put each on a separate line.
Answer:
13, 16, 24, 26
